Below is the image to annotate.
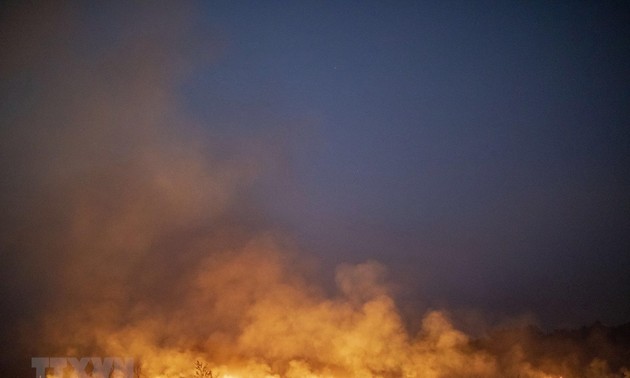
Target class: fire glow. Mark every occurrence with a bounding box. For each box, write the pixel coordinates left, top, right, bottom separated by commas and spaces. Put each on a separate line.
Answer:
1, 3, 629, 378
30, 249, 609, 378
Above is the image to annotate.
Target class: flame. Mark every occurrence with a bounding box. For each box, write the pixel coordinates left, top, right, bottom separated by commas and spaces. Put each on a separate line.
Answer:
37, 243, 627, 377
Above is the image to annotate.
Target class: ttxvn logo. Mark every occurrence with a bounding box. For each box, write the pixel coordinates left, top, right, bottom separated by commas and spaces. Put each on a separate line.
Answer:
31, 357, 134, 378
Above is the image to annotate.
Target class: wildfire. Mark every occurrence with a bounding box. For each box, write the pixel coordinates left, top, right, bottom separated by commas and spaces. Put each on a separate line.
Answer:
3, 3, 628, 378
37, 249, 630, 378
33, 244, 630, 377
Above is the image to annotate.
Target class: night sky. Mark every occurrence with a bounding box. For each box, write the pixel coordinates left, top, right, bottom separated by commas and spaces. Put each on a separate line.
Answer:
189, 1, 630, 327
1, 2, 630, 374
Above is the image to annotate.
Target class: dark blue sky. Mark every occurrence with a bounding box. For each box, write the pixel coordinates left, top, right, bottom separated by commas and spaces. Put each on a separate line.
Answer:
180, 1, 630, 328
1, 1, 628, 335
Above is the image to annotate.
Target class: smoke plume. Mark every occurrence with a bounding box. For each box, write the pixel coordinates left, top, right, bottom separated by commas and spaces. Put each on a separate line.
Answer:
1, 2, 628, 377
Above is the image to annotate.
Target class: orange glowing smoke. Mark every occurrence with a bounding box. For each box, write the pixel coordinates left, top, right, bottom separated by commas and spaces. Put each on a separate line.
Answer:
1, 3, 628, 378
